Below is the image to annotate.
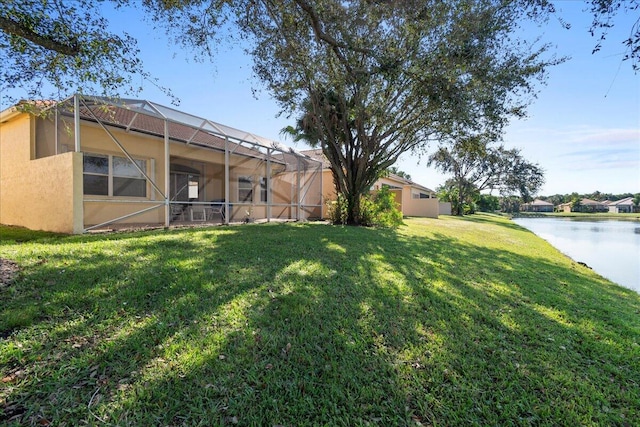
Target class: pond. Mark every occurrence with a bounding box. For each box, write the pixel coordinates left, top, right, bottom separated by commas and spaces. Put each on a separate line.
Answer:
512, 217, 640, 293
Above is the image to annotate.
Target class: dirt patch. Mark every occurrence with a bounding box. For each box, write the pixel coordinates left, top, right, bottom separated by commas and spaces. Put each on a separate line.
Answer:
0, 258, 20, 287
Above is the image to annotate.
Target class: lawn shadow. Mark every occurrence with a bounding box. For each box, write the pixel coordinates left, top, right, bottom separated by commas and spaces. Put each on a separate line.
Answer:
1, 220, 639, 425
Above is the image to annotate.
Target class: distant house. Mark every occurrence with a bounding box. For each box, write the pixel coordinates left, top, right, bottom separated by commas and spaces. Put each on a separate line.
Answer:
300, 149, 447, 218
558, 198, 608, 213
521, 199, 554, 213
557, 202, 571, 212
607, 197, 635, 214
581, 198, 610, 213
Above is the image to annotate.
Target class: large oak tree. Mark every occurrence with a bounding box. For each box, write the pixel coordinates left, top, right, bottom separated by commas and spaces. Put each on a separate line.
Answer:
230, 0, 556, 223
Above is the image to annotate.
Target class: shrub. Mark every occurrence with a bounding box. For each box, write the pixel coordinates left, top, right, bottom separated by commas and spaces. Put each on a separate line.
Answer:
327, 193, 348, 225
358, 196, 377, 226
371, 187, 403, 228
328, 187, 403, 227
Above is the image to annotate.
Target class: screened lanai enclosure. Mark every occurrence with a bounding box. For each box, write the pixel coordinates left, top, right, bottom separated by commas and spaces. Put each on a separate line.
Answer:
33, 95, 323, 231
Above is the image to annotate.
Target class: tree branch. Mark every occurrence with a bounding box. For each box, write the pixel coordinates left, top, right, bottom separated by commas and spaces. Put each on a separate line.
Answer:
292, 0, 378, 75
0, 16, 79, 56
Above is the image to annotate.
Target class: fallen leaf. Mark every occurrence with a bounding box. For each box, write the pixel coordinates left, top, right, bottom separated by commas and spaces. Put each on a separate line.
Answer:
2, 374, 16, 383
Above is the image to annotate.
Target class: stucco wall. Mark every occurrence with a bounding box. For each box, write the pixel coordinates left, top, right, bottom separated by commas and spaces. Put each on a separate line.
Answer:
400, 185, 438, 218
401, 196, 440, 218
318, 170, 440, 219
319, 169, 337, 218
0, 114, 83, 233
1, 114, 33, 167
439, 202, 452, 216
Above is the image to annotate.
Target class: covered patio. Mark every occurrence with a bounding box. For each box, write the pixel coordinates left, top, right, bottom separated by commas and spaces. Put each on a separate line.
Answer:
35, 95, 323, 232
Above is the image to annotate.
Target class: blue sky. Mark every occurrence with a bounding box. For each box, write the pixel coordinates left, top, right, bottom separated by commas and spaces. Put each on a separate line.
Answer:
3, 1, 639, 196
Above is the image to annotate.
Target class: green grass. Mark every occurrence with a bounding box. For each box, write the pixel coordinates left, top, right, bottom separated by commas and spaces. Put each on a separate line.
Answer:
0, 225, 64, 242
1, 215, 639, 426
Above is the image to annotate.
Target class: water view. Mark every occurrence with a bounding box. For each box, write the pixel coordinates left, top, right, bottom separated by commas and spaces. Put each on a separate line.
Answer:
513, 217, 640, 293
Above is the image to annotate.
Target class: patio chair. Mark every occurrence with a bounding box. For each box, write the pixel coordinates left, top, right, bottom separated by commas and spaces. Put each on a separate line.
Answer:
206, 205, 224, 221
208, 199, 230, 222
170, 204, 185, 221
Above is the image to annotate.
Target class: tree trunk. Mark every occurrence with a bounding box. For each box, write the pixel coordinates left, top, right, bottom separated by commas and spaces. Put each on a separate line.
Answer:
346, 193, 361, 225
330, 157, 372, 225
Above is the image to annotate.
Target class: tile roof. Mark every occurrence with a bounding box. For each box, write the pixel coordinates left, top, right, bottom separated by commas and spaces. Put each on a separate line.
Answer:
608, 197, 634, 206
530, 199, 554, 206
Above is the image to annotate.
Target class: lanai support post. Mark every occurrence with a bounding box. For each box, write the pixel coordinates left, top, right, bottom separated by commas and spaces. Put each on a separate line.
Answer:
54, 107, 58, 155
73, 94, 81, 152
296, 157, 301, 221
224, 137, 230, 225
267, 148, 271, 223
164, 119, 170, 227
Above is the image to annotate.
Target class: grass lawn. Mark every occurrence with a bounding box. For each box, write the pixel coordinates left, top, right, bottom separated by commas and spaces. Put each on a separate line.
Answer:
1, 214, 639, 426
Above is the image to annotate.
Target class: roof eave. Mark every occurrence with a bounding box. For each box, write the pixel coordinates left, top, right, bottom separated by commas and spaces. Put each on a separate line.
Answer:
0, 106, 23, 123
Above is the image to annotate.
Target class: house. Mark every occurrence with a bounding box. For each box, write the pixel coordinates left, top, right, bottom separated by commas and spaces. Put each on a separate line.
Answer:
521, 199, 554, 213
557, 202, 571, 213
607, 197, 635, 213
558, 198, 608, 213
299, 149, 447, 218
0, 95, 323, 234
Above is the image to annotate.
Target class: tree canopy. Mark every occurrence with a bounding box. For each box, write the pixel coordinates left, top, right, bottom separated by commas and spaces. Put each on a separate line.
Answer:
237, 0, 556, 223
0, 0, 157, 105
586, 0, 640, 71
1, 0, 635, 108
429, 135, 545, 215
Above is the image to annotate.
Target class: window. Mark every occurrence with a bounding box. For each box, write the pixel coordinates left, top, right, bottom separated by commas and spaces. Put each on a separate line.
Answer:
238, 176, 252, 202
259, 177, 268, 203
412, 192, 430, 199
83, 153, 147, 197
83, 154, 109, 195
188, 178, 199, 199
112, 156, 146, 197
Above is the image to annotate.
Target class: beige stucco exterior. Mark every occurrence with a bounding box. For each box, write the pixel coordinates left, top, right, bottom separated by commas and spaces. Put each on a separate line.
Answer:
317, 163, 441, 219
1, 98, 322, 233
375, 176, 440, 218
1, 111, 83, 233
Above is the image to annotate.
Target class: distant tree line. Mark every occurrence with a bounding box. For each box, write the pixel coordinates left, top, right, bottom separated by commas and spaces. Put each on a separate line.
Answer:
444, 191, 640, 215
